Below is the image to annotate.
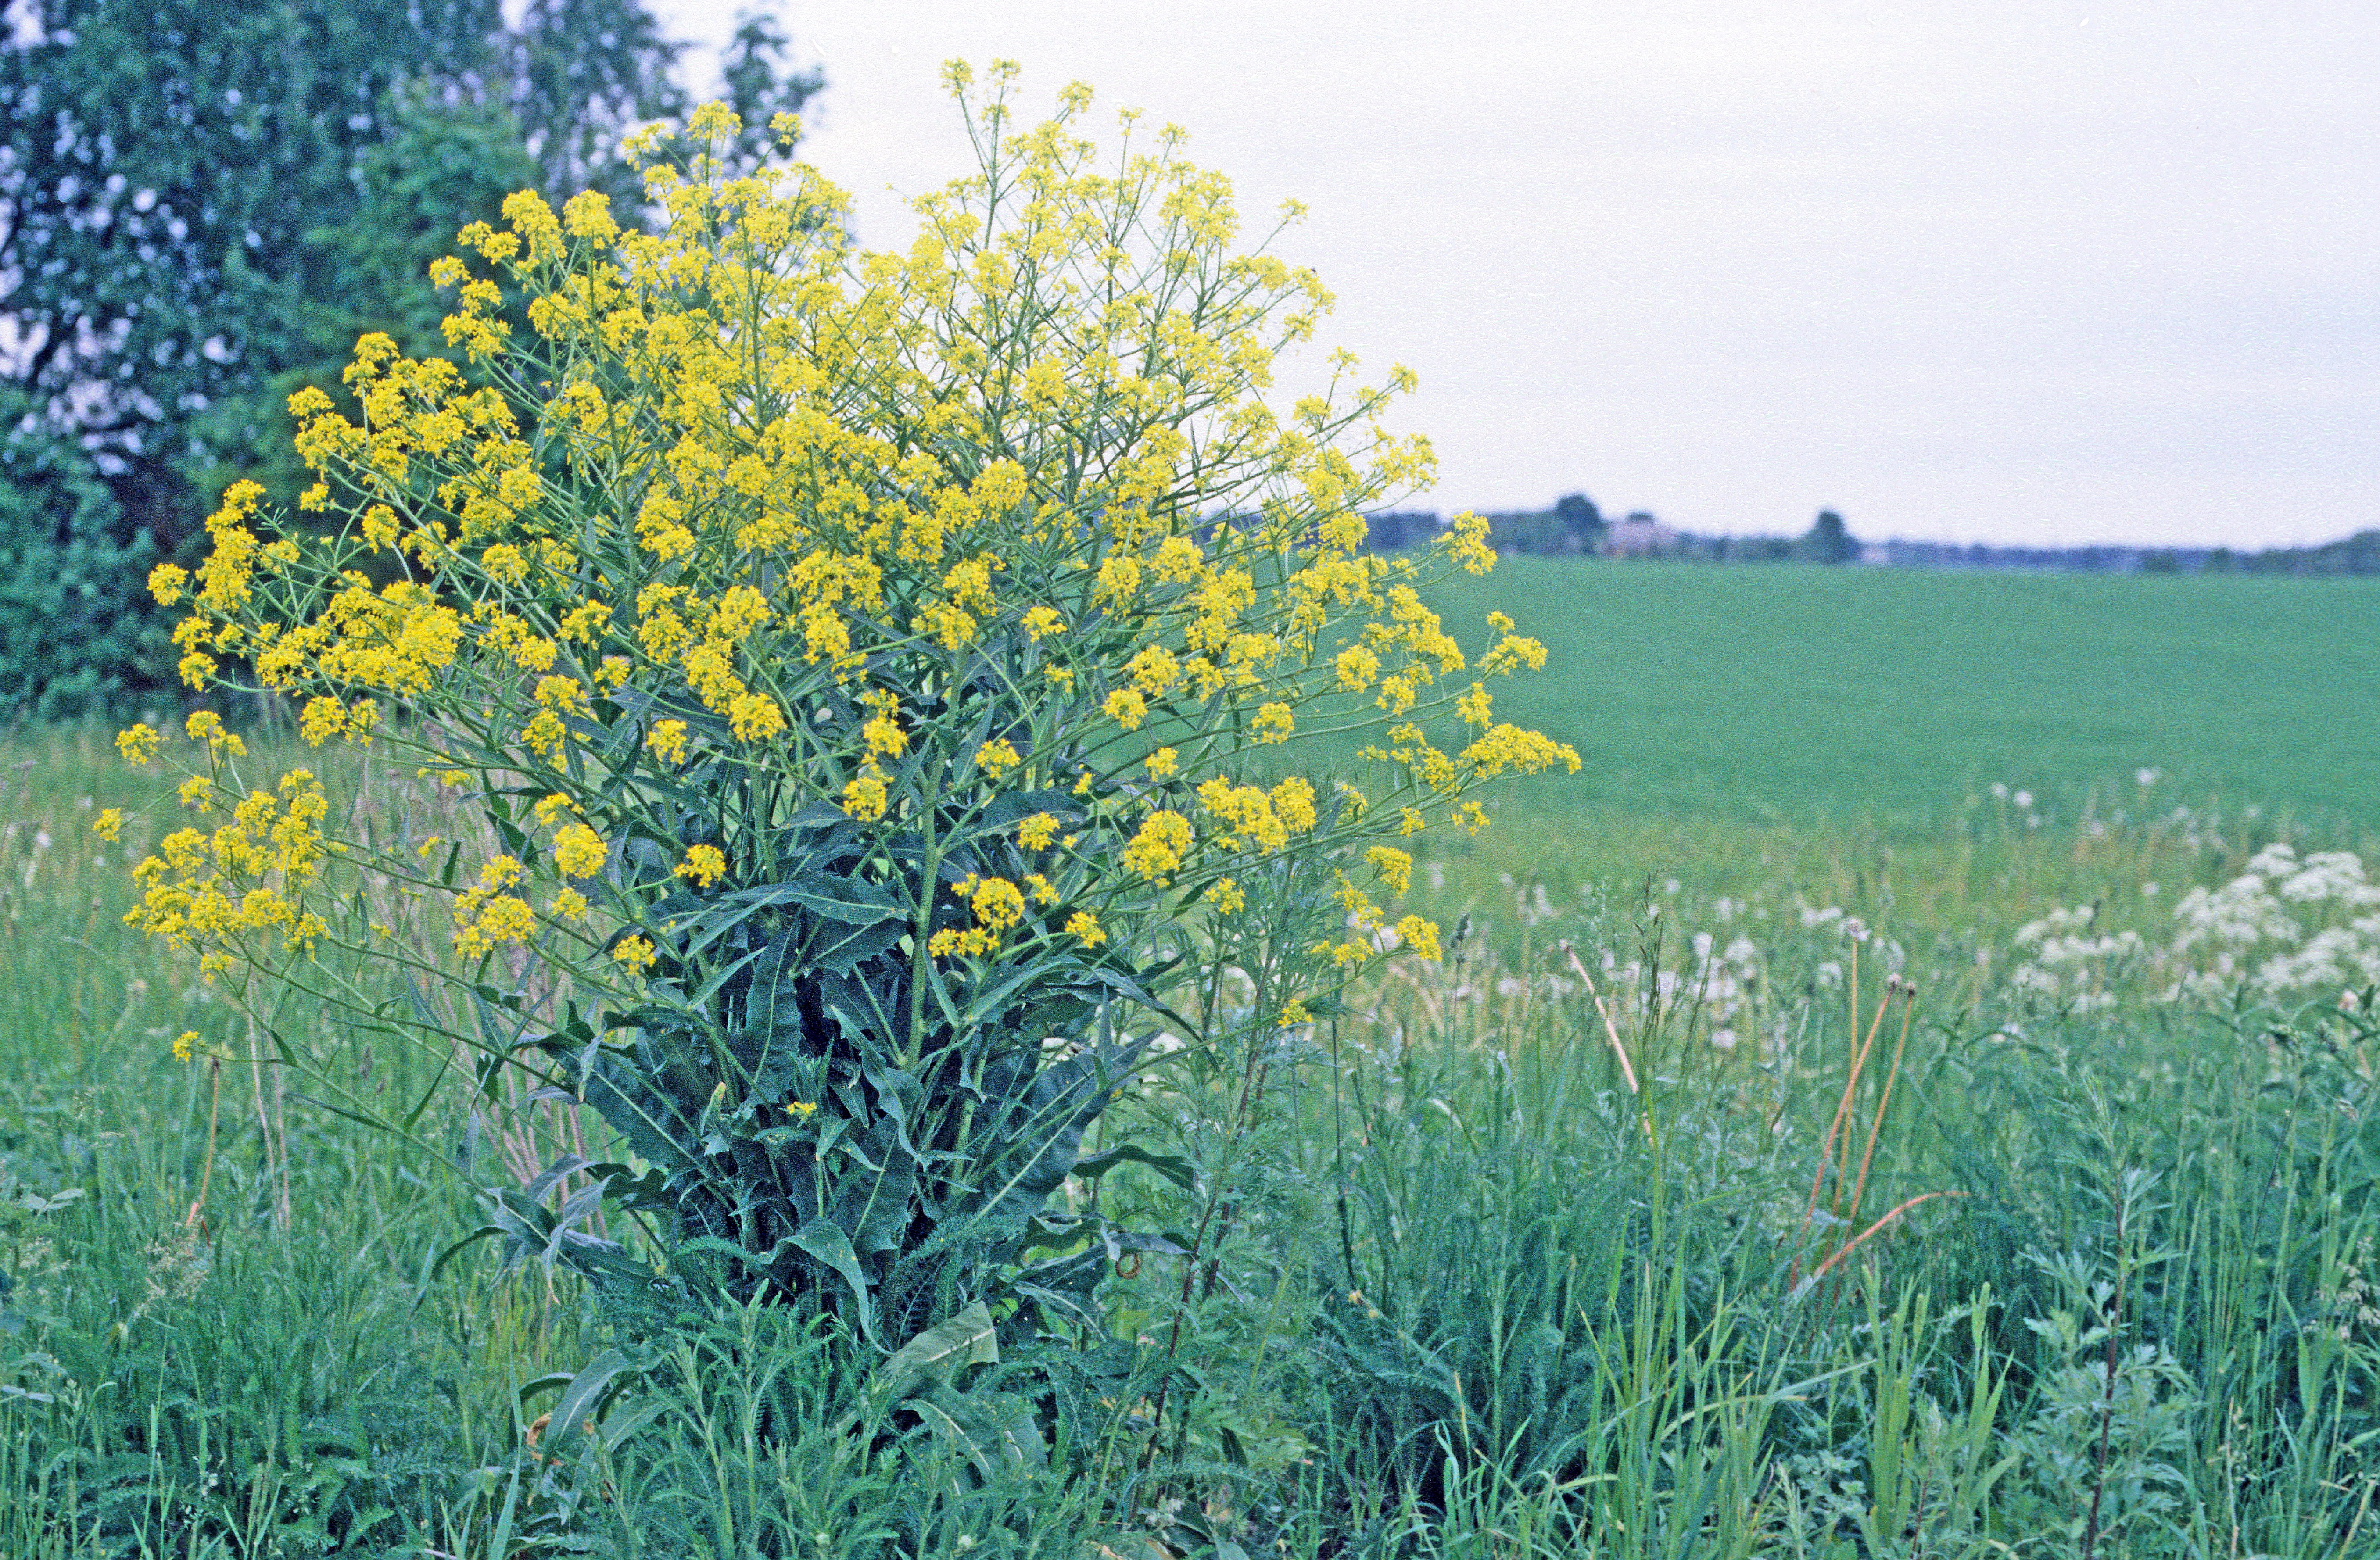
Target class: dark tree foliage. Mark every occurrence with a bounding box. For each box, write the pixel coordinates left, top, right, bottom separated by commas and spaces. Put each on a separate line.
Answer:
5, 0, 504, 535
717, 9, 828, 176
1554, 491, 1604, 551
1365, 510, 1439, 551
0, 0, 821, 717
1799, 508, 1859, 565
0, 391, 166, 719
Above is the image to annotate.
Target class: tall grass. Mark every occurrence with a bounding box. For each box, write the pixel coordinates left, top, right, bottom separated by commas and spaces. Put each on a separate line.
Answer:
5, 724, 2379, 1555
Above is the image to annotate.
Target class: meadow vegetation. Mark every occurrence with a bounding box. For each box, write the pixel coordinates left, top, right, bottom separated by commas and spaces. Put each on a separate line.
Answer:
10, 715, 2380, 1557
5, 69, 2380, 1560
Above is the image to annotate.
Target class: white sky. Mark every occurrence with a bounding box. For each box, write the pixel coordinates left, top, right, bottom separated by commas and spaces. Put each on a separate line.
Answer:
649, 1, 2380, 549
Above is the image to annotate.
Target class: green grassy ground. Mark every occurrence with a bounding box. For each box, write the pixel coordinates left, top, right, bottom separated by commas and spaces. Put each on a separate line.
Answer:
1432, 559, 2380, 830
4, 565, 2379, 1555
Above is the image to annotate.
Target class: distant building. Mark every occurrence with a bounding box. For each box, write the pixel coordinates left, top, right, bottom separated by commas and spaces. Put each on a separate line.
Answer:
1606, 514, 1678, 558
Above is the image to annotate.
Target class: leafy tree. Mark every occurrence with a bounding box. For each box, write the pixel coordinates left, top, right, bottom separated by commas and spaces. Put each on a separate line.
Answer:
1554, 491, 1605, 552
0, 390, 167, 719
715, 8, 828, 175
1364, 510, 1438, 550
1799, 508, 1859, 565
230, 93, 547, 506
0, 0, 821, 717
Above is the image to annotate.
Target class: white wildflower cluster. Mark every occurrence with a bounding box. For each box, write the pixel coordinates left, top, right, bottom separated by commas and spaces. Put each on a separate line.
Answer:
1989, 781, 2043, 830
1798, 902, 1905, 966
1681, 930, 1766, 1049
2168, 844, 2380, 1000
1575, 927, 1765, 1047
2157, 802, 2232, 857
2008, 905, 2144, 1013
2005, 844, 2380, 1009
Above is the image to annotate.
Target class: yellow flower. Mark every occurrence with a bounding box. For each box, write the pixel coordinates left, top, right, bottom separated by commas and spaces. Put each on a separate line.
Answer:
975, 739, 1022, 780
1270, 777, 1317, 832
1445, 510, 1497, 574
612, 936, 658, 973
482, 543, 528, 584
729, 692, 787, 743
172, 1030, 197, 1063
299, 697, 347, 747
1016, 812, 1060, 851
1065, 911, 1105, 946
1396, 914, 1443, 961
1458, 724, 1582, 779
1146, 747, 1179, 779
1104, 688, 1147, 731
966, 876, 1026, 931
648, 719, 691, 764
676, 844, 727, 888
1093, 555, 1142, 608
1323, 937, 1369, 970
92, 808, 125, 842
1251, 702, 1294, 744
1206, 877, 1245, 914
1120, 811, 1193, 880
116, 724, 161, 764
553, 824, 608, 880
455, 894, 536, 958
864, 712, 908, 759
786, 1099, 819, 1118
1126, 645, 1179, 696
842, 768, 889, 822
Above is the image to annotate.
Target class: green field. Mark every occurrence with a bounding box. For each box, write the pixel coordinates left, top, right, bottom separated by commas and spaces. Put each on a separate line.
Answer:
1434, 559, 2380, 829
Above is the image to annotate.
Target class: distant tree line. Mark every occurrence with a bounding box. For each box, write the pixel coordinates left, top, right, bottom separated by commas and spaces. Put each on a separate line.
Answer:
1372, 497, 2380, 578
1370, 496, 1864, 565
1875, 531, 2380, 575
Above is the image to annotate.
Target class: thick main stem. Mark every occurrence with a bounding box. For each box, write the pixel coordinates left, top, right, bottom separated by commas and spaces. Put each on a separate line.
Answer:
2081, 1187, 2130, 1560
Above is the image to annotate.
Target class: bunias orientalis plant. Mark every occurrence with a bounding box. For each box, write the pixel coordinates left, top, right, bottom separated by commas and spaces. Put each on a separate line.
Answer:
111, 66, 1577, 1349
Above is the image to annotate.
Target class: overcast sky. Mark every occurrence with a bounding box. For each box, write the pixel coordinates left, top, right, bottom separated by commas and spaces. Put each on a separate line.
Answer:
648, 1, 2378, 549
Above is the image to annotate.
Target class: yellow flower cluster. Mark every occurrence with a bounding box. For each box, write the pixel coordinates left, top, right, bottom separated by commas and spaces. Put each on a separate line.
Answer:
117, 78, 1581, 1042
1120, 812, 1195, 881
1196, 778, 1316, 855
553, 824, 608, 879
123, 758, 333, 980
452, 855, 537, 959
932, 873, 1033, 959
